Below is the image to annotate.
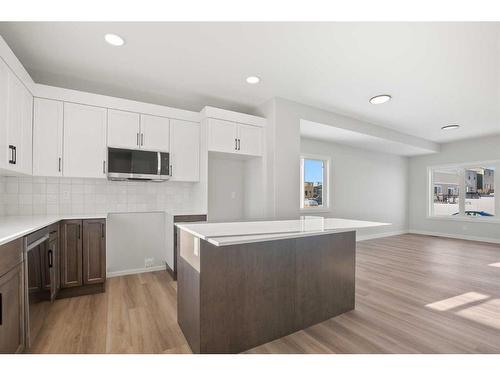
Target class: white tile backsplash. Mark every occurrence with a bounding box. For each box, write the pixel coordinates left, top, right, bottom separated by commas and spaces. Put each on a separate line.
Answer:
0, 176, 199, 216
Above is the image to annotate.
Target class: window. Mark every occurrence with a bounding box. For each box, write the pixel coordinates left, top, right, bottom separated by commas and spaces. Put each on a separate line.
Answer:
300, 155, 329, 210
430, 163, 496, 219
431, 168, 461, 216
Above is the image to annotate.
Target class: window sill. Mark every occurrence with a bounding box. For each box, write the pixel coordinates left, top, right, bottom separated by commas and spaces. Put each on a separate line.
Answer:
300, 208, 331, 214
426, 215, 500, 224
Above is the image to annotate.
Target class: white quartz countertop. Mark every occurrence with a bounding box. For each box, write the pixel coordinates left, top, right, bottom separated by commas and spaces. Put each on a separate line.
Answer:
176, 217, 390, 246
0, 209, 207, 247
0, 214, 107, 246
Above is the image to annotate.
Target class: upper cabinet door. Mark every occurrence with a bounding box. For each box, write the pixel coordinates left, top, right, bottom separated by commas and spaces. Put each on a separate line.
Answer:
63, 103, 107, 178
170, 119, 200, 182
237, 124, 262, 157
2, 68, 32, 175
107, 109, 141, 149
0, 61, 8, 170
140, 114, 170, 151
19, 84, 33, 175
0, 60, 33, 176
33, 98, 64, 177
207, 118, 238, 154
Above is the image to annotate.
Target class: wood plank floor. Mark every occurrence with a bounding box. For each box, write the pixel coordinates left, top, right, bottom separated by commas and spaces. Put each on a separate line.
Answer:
29, 234, 500, 354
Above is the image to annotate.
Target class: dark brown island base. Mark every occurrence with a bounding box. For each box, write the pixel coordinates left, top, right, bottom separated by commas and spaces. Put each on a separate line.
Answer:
177, 228, 357, 353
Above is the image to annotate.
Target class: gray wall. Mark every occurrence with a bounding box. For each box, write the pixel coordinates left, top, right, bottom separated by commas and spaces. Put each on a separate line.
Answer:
301, 138, 409, 238
409, 135, 500, 242
107, 212, 166, 276
208, 155, 245, 222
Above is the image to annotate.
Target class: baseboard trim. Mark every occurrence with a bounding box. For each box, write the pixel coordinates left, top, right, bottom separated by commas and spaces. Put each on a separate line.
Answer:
107, 265, 166, 278
357, 230, 408, 242
408, 229, 500, 244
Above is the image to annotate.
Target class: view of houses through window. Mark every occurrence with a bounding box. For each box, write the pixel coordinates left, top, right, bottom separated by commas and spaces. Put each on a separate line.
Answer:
431, 165, 495, 217
301, 157, 328, 209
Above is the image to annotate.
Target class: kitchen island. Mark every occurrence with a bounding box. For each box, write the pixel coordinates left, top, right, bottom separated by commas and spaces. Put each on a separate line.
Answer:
176, 216, 389, 353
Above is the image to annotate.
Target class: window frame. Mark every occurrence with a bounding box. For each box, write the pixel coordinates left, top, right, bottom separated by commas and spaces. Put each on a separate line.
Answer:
427, 160, 499, 223
300, 153, 331, 213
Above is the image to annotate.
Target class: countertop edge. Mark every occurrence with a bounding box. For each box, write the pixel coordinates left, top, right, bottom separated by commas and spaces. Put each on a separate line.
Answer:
177, 221, 391, 247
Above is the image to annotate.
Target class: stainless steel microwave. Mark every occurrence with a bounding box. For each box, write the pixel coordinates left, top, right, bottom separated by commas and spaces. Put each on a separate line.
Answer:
107, 148, 170, 181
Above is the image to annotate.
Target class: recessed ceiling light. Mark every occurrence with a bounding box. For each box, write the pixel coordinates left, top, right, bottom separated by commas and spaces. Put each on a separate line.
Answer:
369, 94, 392, 104
104, 33, 125, 47
246, 76, 260, 84
441, 124, 460, 131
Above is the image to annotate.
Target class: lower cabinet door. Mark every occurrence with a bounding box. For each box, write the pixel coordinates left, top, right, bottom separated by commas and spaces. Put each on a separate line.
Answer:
47, 236, 60, 301
60, 220, 83, 288
0, 263, 25, 354
83, 220, 106, 285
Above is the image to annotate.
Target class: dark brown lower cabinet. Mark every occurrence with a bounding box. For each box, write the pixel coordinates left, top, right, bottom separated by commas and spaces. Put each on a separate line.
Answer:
0, 239, 25, 354
60, 219, 106, 296
45, 225, 61, 301
83, 220, 106, 285
60, 220, 83, 288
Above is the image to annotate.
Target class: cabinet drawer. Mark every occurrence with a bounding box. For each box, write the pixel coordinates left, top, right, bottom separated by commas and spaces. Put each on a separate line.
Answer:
0, 238, 23, 278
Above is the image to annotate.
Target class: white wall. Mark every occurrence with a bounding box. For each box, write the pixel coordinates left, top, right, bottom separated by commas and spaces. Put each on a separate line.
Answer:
107, 212, 166, 276
256, 97, 416, 230
208, 155, 245, 221
409, 135, 500, 243
301, 138, 409, 238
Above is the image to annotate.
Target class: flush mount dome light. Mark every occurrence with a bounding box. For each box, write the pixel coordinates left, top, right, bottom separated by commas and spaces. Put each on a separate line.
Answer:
246, 76, 260, 84
104, 33, 125, 46
369, 94, 392, 104
441, 124, 460, 130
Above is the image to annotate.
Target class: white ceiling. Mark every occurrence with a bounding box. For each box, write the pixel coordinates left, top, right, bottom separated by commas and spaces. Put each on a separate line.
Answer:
300, 120, 435, 156
0, 22, 499, 143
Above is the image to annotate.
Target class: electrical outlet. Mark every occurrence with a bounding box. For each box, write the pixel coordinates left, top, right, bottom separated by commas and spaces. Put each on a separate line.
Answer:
145, 258, 154, 268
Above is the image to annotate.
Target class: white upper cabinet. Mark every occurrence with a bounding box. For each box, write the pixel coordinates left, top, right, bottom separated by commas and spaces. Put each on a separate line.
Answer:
107, 109, 141, 149
237, 123, 262, 156
207, 118, 262, 157
0, 59, 33, 175
207, 119, 238, 154
33, 98, 64, 177
170, 119, 200, 182
140, 114, 170, 152
63, 103, 107, 179
0, 61, 8, 170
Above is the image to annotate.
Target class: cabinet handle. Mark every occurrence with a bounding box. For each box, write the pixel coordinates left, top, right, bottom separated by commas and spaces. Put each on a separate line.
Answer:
101, 223, 105, 239
8, 145, 15, 164
13, 146, 16, 164
103, 160, 106, 174
48, 249, 53, 268
235, 138, 238, 150
141, 133, 144, 146
238, 139, 241, 150
58, 157, 62, 172
78, 224, 81, 239
137, 133, 140, 146
170, 164, 173, 177
0, 292, 2, 326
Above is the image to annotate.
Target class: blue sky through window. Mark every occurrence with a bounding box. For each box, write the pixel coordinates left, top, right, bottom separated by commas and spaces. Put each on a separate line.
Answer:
304, 159, 323, 184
